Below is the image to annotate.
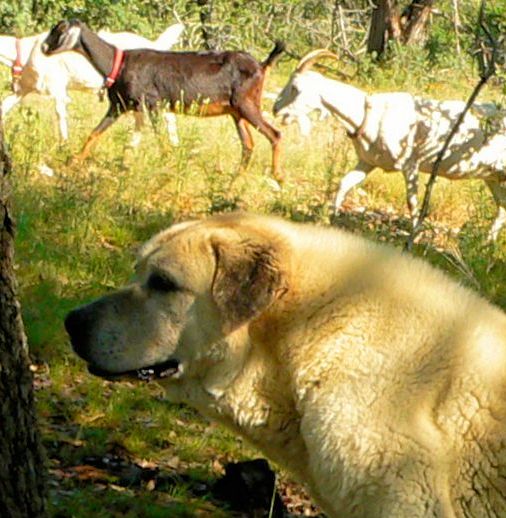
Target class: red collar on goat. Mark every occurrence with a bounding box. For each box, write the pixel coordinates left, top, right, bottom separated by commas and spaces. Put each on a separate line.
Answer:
104, 47, 125, 88
11, 38, 23, 79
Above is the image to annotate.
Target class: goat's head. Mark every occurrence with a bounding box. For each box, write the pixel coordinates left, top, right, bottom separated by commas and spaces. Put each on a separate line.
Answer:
42, 19, 83, 56
273, 49, 338, 132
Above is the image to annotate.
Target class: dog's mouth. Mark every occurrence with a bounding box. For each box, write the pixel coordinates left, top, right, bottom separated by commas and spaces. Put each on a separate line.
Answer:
87, 358, 182, 382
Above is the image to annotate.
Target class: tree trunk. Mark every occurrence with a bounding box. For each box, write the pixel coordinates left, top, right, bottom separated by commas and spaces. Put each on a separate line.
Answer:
401, 0, 434, 45
196, 0, 215, 50
0, 112, 47, 517
367, 0, 402, 55
367, 0, 434, 56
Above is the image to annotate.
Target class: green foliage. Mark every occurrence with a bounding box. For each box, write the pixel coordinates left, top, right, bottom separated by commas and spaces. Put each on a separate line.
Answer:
0, 0, 33, 34
2, 1, 505, 75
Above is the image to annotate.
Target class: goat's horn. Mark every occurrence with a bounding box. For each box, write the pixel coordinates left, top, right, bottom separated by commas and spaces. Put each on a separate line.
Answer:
295, 49, 339, 73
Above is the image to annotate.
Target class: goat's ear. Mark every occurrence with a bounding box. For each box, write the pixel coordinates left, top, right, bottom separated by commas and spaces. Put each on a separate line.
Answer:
211, 234, 285, 332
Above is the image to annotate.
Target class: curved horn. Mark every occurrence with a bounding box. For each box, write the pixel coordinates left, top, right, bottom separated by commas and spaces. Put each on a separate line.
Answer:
295, 49, 339, 73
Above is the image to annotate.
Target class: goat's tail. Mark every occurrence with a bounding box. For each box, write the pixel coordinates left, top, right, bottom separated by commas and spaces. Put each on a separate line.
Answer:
262, 41, 285, 70
155, 23, 185, 50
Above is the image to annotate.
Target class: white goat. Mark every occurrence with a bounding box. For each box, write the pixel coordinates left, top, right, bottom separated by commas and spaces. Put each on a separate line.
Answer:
0, 23, 184, 144
273, 50, 506, 242
264, 89, 329, 136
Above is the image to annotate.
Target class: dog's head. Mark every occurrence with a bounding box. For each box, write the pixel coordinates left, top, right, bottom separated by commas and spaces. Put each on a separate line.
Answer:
65, 213, 288, 396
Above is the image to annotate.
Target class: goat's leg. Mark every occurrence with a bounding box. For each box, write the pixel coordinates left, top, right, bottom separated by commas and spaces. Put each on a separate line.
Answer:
238, 103, 283, 182
334, 162, 373, 212
297, 114, 312, 137
74, 107, 120, 161
233, 117, 254, 174
131, 111, 144, 148
1, 94, 22, 117
163, 112, 179, 146
403, 165, 420, 229
485, 180, 506, 242
54, 94, 70, 141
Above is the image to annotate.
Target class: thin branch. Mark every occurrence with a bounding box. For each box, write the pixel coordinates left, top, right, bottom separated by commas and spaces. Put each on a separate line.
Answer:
452, 0, 461, 54
405, 0, 497, 251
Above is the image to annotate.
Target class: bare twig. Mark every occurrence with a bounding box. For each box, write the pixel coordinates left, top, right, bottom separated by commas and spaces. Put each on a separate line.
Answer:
452, 0, 461, 54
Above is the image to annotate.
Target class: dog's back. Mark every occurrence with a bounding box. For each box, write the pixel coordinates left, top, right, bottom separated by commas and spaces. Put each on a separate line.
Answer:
248, 215, 506, 517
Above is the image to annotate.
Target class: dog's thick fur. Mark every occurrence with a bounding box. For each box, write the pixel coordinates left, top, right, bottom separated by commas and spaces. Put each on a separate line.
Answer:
65, 212, 506, 517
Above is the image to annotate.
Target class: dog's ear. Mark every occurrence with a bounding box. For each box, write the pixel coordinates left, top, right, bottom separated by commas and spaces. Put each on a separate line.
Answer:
211, 235, 285, 332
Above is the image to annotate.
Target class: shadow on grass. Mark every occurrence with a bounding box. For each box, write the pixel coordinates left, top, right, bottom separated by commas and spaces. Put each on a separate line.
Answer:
45, 424, 315, 517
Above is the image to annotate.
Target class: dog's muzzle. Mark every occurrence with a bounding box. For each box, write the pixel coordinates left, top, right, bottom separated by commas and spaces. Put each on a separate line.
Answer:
64, 306, 184, 382
64, 307, 95, 361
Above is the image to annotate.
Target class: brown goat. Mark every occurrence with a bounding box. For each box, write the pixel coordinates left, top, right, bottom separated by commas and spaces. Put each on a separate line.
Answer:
42, 20, 285, 180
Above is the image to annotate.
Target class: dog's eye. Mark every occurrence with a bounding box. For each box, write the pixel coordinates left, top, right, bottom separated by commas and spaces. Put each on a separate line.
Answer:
147, 273, 178, 293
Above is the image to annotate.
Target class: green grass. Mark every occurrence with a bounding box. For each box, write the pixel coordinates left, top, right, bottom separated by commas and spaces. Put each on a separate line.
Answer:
3, 61, 506, 516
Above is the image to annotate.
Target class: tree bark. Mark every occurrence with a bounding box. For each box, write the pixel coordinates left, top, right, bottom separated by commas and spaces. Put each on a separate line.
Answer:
367, 0, 402, 55
0, 111, 47, 517
401, 0, 434, 45
196, 0, 215, 50
367, 0, 434, 56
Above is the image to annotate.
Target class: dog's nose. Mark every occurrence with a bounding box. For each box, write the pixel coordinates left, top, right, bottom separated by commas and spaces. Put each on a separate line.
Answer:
41, 43, 48, 54
64, 308, 92, 359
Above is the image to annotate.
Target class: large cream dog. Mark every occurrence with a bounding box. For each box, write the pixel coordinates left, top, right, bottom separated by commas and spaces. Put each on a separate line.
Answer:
65, 212, 506, 517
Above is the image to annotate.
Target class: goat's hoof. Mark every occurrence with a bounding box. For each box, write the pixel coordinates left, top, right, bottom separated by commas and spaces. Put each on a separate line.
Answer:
67, 155, 84, 167
38, 164, 55, 177
272, 169, 285, 184
227, 173, 241, 189
329, 205, 347, 225
331, 205, 342, 217
266, 177, 282, 192
328, 210, 340, 225
274, 177, 285, 186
